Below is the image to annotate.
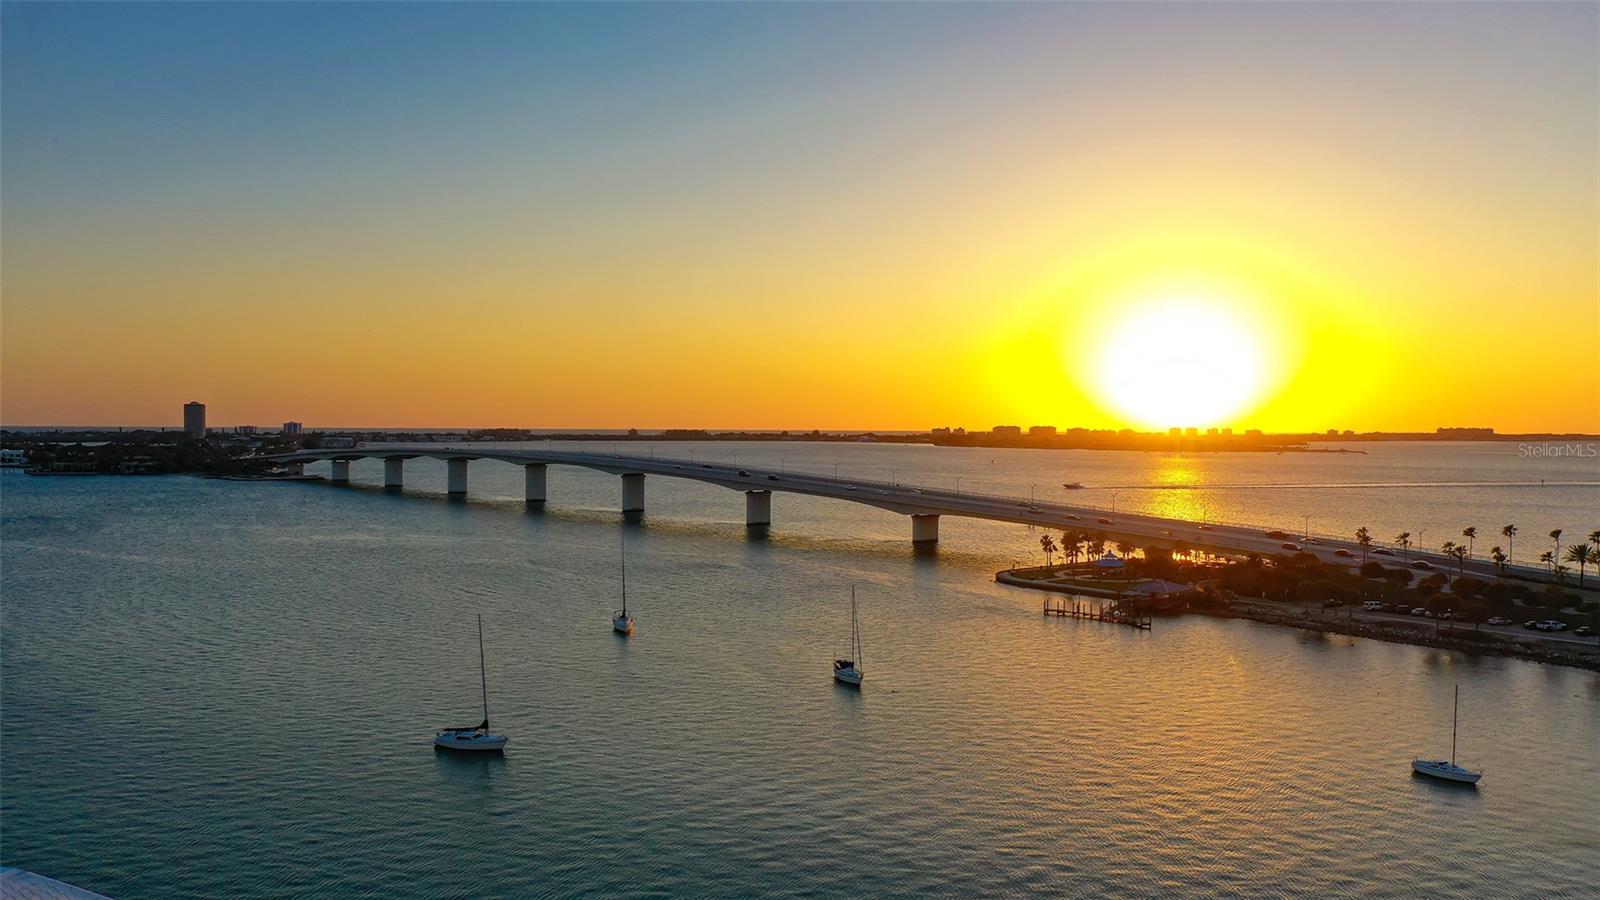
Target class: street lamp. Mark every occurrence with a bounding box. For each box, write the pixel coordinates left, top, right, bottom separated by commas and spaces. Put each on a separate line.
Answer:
1303, 515, 1311, 540
956, 476, 963, 494
833, 463, 840, 481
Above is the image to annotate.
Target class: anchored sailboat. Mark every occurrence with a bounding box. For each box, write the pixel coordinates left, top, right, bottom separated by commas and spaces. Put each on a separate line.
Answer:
434, 615, 509, 752
1411, 685, 1480, 784
833, 587, 863, 686
613, 532, 634, 635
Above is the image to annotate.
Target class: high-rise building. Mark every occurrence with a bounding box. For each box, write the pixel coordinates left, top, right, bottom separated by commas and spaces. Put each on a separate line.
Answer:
183, 402, 206, 440
282, 421, 304, 436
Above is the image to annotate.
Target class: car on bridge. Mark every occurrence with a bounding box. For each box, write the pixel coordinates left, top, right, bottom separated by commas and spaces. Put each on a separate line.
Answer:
1097, 517, 1113, 525
1412, 560, 1433, 570
1265, 530, 1290, 540
1334, 549, 1354, 558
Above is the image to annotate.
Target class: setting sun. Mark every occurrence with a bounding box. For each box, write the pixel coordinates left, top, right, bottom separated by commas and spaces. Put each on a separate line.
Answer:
1091, 297, 1274, 429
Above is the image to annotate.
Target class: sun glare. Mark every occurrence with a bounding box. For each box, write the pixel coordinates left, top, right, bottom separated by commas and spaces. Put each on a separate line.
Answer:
1090, 298, 1271, 430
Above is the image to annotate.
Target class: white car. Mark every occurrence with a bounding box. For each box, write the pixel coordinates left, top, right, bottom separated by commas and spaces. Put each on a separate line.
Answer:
1487, 617, 1513, 626
1362, 601, 1384, 611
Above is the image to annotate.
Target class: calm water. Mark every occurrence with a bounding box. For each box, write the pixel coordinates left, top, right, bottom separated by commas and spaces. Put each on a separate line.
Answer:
3, 442, 1597, 898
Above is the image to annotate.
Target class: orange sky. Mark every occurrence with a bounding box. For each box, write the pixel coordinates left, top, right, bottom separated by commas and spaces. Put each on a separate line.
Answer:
3, 3, 1596, 432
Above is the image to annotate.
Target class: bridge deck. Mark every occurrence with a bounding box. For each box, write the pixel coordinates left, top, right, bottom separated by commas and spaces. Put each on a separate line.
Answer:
267, 446, 1547, 583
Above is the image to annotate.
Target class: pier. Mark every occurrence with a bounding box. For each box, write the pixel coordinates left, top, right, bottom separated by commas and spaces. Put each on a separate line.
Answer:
1042, 596, 1152, 630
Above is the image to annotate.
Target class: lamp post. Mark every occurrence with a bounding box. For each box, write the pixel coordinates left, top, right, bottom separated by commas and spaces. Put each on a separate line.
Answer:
833, 463, 840, 482
1303, 515, 1311, 541
956, 476, 963, 494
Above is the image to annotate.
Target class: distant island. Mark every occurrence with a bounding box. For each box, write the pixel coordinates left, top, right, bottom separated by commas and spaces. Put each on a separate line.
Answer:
3, 424, 1596, 477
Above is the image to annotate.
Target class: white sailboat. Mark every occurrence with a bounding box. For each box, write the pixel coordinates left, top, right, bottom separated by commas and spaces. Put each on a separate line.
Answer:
1411, 685, 1481, 784
613, 532, 634, 635
434, 615, 509, 752
833, 587, 863, 686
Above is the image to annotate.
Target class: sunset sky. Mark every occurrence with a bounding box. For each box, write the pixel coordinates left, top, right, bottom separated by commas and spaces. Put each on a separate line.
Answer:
2, 2, 1596, 432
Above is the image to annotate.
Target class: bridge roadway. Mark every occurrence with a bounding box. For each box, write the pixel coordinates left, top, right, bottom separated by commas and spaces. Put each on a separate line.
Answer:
269, 446, 1545, 581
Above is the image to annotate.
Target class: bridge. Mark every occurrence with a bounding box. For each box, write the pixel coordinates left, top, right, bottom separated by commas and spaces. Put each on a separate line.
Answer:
267, 446, 1543, 582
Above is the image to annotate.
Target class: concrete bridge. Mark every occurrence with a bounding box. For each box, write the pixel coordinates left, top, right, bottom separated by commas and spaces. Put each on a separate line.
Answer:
267, 446, 1546, 582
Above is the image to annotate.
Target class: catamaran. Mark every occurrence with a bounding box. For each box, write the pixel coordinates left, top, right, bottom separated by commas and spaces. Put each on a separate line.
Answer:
833, 587, 863, 686
434, 615, 509, 752
613, 533, 634, 635
1411, 685, 1480, 784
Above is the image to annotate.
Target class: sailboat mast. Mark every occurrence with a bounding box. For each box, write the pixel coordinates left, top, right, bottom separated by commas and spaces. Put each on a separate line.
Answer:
1451, 684, 1459, 765
478, 614, 489, 728
852, 586, 861, 666
620, 532, 627, 616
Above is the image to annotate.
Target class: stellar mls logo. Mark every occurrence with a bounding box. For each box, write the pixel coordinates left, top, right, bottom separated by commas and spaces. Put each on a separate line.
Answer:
1519, 442, 1598, 458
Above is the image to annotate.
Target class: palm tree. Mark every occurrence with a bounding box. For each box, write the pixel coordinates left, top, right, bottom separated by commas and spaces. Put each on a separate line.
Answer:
1502, 524, 1517, 564
1355, 527, 1372, 564
1040, 533, 1057, 567
1088, 534, 1106, 560
1395, 531, 1412, 560
1461, 526, 1477, 559
1589, 530, 1600, 551
1539, 550, 1555, 572
1452, 544, 1469, 576
1062, 531, 1080, 566
1563, 543, 1593, 587
1115, 540, 1134, 559
1490, 546, 1507, 574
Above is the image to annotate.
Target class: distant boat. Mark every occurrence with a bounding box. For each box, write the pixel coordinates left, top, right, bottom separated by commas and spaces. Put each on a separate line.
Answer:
435, 615, 508, 752
613, 532, 634, 635
1412, 685, 1480, 784
833, 587, 863, 686
1062, 482, 1084, 490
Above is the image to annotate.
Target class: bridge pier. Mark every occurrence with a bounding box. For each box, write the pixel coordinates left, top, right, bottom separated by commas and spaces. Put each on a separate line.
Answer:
621, 473, 644, 521
330, 460, 351, 484
524, 464, 547, 505
911, 514, 940, 545
383, 457, 404, 490
745, 490, 772, 531
446, 458, 469, 495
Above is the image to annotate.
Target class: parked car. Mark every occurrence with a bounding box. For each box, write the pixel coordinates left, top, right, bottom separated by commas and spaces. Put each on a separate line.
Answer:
1322, 598, 1343, 608
1487, 617, 1513, 626
1334, 549, 1354, 558
1411, 608, 1428, 616
1412, 560, 1433, 570
1524, 620, 1541, 630
1362, 601, 1384, 611
1577, 626, 1593, 636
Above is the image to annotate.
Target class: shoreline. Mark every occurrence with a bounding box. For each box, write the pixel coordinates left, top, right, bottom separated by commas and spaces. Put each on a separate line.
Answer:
997, 569, 1600, 672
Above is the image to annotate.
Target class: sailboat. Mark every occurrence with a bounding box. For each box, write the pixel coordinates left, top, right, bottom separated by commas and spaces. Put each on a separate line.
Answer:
434, 615, 509, 752
1411, 685, 1481, 783
833, 587, 863, 686
613, 533, 634, 635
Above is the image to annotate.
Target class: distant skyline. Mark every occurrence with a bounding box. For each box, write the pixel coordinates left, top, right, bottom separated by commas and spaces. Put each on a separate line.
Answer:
3, 2, 1596, 432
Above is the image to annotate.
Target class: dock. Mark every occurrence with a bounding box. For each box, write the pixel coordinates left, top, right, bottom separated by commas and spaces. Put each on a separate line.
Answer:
1043, 596, 1151, 630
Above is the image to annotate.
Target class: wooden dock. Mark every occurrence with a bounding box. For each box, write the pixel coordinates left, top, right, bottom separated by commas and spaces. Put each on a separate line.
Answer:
1043, 596, 1151, 630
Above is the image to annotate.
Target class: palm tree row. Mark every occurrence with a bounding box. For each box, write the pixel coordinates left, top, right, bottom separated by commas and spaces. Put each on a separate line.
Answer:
1367, 524, 1598, 583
